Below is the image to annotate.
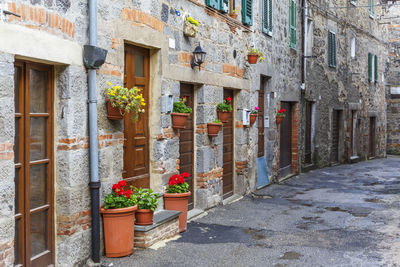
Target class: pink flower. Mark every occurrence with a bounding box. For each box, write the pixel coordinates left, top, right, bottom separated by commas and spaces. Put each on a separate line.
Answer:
254, 106, 259, 111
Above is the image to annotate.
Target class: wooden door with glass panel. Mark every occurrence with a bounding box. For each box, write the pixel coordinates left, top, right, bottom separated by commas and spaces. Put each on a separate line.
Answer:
14, 61, 54, 267
123, 45, 150, 188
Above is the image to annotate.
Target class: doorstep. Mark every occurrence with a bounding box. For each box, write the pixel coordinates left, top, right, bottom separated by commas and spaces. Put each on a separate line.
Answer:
134, 210, 181, 249
350, 156, 360, 163
223, 194, 243, 206
187, 208, 204, 221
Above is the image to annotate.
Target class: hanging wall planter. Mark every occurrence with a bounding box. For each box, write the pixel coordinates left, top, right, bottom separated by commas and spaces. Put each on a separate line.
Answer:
250, 114, 257, 125
183, 17, 199, 38
217, 97, 233, 123
207, 121, 222, 136
247, 54, 259, 64
172, 98, 192, 129
106, 99, 124, 120
276, 108, 286, 125
247, 48, 265, 65
276, 116, 284, 125
217, 110, 231, 123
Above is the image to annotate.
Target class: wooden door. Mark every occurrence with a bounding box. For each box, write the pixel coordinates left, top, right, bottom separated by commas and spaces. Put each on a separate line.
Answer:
179, 84, 194, 210
331, 110, 340, 163
14, 61, 54, 267
123, 45, 150, 188
369, 117, 376, 158
223, 90, 234, 199
305, 101, 312, 164
279, 102, 292, 177
258, 90, 265, 158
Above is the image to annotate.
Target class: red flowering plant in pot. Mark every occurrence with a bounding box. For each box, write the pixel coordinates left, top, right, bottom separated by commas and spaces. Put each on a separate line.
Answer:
101, 180, 138, 258
217, 97, 233, 123
250, 106, 259, 125
276, 108, 286, 125
164, 173, 191, 232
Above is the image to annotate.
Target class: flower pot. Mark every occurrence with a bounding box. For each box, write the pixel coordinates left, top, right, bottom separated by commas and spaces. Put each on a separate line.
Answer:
101, 205, 137, 258
276, 116, 284, 125
164, 191, 191, 232
250, 114, 257, 125
135, 209, 154, 226
106, 99, 124, 120
207, 123, 222, 137
247, 54, 259, 64
229, 13, 238, 20
183, 20, 198, 37
218, 110, 231, 123
172, 113, 190, 129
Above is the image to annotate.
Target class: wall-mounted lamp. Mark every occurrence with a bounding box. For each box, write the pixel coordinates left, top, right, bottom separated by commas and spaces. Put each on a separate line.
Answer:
191, 45, 207, 71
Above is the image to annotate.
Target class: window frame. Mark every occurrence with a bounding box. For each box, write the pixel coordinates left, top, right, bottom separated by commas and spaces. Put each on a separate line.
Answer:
262, 0, 273, 36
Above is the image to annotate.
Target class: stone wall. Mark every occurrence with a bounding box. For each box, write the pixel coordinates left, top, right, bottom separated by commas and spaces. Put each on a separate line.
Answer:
303, 0, 388, 168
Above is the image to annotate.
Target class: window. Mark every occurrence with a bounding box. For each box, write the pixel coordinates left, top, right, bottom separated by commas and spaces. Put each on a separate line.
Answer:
289, 0, 296, 49
374, 55, 378, 82
242, 0, 253, 25
368, 52, 377, 83
369, 0, 374, 18
351, 36, 356, 58
328, 31, 336, 68
206, 0, 231, 13
262, 0, 273, 35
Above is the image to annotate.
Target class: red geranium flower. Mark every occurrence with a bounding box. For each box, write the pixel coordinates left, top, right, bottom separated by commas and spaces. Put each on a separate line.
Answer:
227, 97, 232, 102
181, 172, 190, 178
118, 180, 127, 187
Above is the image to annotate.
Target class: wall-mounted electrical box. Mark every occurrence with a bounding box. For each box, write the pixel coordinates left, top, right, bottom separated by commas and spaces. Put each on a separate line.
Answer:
242, 109, 251, 126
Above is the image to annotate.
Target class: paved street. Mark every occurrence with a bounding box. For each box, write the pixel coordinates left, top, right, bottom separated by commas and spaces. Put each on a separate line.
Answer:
103, 156, 400, 267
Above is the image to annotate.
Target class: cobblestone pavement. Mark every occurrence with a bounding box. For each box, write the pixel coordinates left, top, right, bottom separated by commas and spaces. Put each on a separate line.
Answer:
102, 156, 400, 267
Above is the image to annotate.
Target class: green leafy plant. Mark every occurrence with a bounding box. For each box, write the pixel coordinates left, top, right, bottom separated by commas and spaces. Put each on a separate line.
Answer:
231, 9, 238, 14
248, 48, 265, 62
166, 173, 190, 193
103, 180, 138, 209
134, 188, 159, 211
186, 16, 199, 26
212, 119, 222, 124
217, 97, 233, 112
173, 98, 193, 114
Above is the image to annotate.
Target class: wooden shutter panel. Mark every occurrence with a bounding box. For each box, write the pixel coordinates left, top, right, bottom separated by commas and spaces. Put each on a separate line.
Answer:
368, 53, 372, 82
220, 0, 229, 13
328, 32, 332, 66
242, 0, 253, 26
374, 55, 378, 82
206, 0, 219, 9
269, 0, 273, 32
262, 0, 269, 33
289, 0, 296, 49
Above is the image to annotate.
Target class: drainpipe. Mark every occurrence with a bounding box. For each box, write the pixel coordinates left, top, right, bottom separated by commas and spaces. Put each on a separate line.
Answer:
301, 0, 307, 93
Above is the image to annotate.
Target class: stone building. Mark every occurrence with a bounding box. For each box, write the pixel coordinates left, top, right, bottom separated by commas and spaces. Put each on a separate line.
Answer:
0, 0, 303, 266
385, 3, 400, 155
302, 0, 388, 169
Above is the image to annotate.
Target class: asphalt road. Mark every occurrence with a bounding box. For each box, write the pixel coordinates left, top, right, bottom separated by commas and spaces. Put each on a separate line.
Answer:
102, 156, 400, 267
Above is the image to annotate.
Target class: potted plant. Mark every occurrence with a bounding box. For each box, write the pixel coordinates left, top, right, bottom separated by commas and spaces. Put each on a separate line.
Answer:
230, 9, 238, 19
217, 97, 233, 123
276, 108, 286, 125
172, 97, 193, 129
250, 106, 259, 125
101, 180, 138, 258
105, 81, 146, 121
134, 188, 159, 226
247, 48, 265, 64
207, 119, 223, 136
164, 173, 191, 232
183, 16, 199, 37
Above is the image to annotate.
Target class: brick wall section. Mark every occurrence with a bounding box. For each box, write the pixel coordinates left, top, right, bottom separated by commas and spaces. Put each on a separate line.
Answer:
57, 134, 124, 151
387, 99, 400, 155
57, 210, 91, 236
97, 63, 123, 77
291, 104, 299, 174
7, 2, 75, 38
222, 64, 244, 78
197, 168, 223, 188
0, 241, 14, 267
121, 8, 164, 32
235, 161, 248, 175
134, 218, 179, 248
0, 142, 14, 161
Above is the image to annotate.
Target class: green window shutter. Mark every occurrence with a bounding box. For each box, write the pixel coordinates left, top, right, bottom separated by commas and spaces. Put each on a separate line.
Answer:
328, 31, 336, 67
333, 33, 336, 67
369, 0, 374, 17
374, 55, 378, 82
269, 0, 273, 32
220, 0, 229, 13
242, 0, 253, 26
289, 0, 297, 49
262, 0, 269, 33
368, 53, 372, 82
206, 0, 219, 9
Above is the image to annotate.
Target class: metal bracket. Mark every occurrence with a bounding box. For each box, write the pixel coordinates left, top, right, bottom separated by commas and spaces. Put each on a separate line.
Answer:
88, 99, 98, 104
3, 10, 21, 17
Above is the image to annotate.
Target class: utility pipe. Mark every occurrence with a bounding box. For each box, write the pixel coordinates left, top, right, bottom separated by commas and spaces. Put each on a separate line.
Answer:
302, 0, 308, 91
88, 0, 100, 263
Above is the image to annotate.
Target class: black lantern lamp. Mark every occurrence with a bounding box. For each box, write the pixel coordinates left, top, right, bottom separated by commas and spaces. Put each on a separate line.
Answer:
191, 45, 207, 71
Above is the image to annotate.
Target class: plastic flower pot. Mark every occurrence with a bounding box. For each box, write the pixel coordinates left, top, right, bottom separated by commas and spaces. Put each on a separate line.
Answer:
183, 20, 198, 37
218, 110, 231, 123
106, 99, 124, 120
276, 115, 284, 125
101, 205, 137, 258
135, 209, 154, 226
172, 113, 190, 129
164, 191, 191, 232
250, 114, 257, 125
247, 54, 259, 64
207, 123, 222, 137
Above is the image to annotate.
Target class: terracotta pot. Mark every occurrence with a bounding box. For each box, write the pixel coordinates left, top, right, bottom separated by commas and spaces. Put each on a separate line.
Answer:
101, 205, 137, 258
247, 54, 259, 64
229, 13, 238, 20
106, 99, 124, 120
218, 110, 231, 123
135, 209, 154, 226
276, 115, 284, 125
172, 113, 190, 129
250, 114, 257, 125
164, 191, 191, 232
207, 123, 222, 137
